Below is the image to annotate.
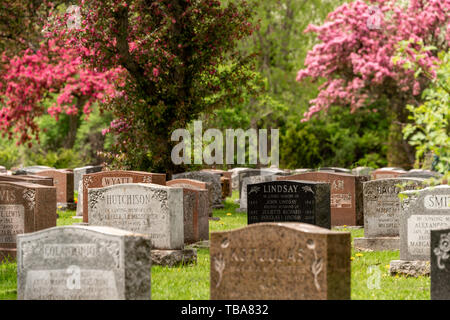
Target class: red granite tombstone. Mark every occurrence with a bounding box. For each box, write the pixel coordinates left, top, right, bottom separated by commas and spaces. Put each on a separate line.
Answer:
82, 170, 166, 223
35, 169, 74, 204
371, 168, 406, 180
167, 179, 210, 243
278, 172, 368, 226
0, 181, 56, 261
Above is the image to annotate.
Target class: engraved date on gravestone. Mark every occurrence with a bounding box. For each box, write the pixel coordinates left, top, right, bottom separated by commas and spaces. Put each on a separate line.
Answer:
0, 204, 25, 243
408, 215, 450, 256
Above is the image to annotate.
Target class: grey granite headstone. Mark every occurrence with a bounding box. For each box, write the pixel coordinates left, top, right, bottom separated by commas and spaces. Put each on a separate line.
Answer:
228, 167, 250, 191
351, 167, 374, 176
17, 225, 152, 300
238, 174, 277, 212
354, 178, 425, 251
400, 169, 443, 179
17, 166, 54, 175
172, 171, 223, 208
399, 185, 450, 261
73, 165, 103, 194
88, 183, 184, 250
431, 228, 450, 300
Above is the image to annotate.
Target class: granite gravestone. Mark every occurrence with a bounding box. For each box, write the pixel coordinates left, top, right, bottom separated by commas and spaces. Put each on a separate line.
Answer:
400, 169, 443, 179
431, 228, 450, 300
35, 169, 74, 208
201, 169, 233, 197
210, 223, 350, 300
238, 174, 277, 212
166, 179, 210, 243
277, 172, 368, 226
247, 180, 331, 229
351, 167, 374, 176
372, 167, 406, 180
319, 167, 351, 173
17, 226, 152, 300
390, 185, 450, 277
172, 171, 223, 209
88, 183, 183, 250
17, 166, 53, 175
82, 170, 166, 223
73, 165, 103, 194
0, 181, 56, 261
0, 174, 54, 187
354, 178, 425, 251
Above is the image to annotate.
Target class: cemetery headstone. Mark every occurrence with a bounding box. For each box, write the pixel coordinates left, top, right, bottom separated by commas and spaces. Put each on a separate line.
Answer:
172, 171, 223, 208
82, 170, 166, 223
431, 227, 450, 300
228, 167, 250, 191
372, 167, 406, 180
73, 165, 103, 194
390, 185, 450, 277
166, 179, 210, 243
17, 225, 152, 300
400, 169, 443, 179
354, 178, 426, 251
277, 172, 368, 226
351, 167, 374, 176
17, 166, 54, 175
0, 181, 56, 261
238, 174, 277, 212
319, 167, 351, 173
247, 180, 331, 229
35, 169, 75, 209
88, 183, 196, 266
210, 222, 350, 300
0, 174, 54, 187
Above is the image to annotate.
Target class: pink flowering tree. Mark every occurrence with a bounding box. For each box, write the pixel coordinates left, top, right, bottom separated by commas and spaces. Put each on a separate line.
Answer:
296, 0, 449, 167
43, 0, 256, 175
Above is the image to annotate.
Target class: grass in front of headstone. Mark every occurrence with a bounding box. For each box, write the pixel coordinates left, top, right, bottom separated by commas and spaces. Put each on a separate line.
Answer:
0, 258, 16, 300
57, 209, 79, 226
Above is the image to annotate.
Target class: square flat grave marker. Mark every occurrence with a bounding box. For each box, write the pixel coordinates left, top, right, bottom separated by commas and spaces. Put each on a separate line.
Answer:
247, 180, 331, 229
17, 225, 152, 300
210, 222, 350, 300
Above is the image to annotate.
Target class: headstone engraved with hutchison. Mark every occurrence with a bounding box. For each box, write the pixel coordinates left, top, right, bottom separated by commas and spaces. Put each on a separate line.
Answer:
210, 223, 350, 300
390, 185, 450, 277
431, 228, 450, 300
277, 172, 368, 226
247, 180, 331, 229
354, 178, 425, 251
82, 170, 166, 223
166, 179, 210, 243
17, 226, 152, 300
0, 181, 56, 261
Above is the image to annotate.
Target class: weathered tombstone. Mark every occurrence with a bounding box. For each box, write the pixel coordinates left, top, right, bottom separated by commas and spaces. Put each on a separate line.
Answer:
238, 174, 277, 212
354, 178, 426, 251
0, 174, 54, 187
166, 179, 210, 243
73, 165, 103, 194
400, 169, 443, 179
16, 165, 54, 175
247, 180, 331, 229
277, 172, 368, 226
390, 185, 450, 277
372, 167, 406, 180
88, 183, 195, 266
228, 167, 250, 191
35, 169, 75, 210
82, 170, 166, 223
17, 225, 152, 300
352, 167, 374, 176
0, 181, 56, 261
201, 169, 233, 198
431, 228, 450, 300
237, 169, 262, 198
172, 171, 223, 209
210, 223, 350, 300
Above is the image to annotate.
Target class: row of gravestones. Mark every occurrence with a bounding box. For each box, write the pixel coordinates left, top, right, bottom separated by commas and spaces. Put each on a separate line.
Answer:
0, 165, 448, 300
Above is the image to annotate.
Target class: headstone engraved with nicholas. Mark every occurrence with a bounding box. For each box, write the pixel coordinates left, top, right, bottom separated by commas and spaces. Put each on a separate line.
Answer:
247, 180, 331, 229
17, 226, 152, 300
210, 223, 350, 300
0, 181, 56, 261
82, 170, 166, 223
88, 183, 196, 266
390, 185, 450, 277
354, 178, 426, 251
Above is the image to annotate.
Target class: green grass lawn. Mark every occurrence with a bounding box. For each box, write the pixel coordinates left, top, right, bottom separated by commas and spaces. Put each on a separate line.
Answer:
0, 190, 431, 300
